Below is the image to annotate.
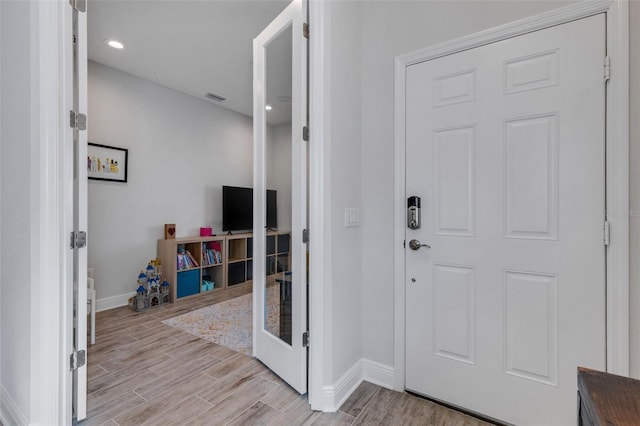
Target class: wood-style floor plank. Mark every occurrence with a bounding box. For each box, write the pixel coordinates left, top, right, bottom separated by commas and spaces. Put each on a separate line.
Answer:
266, 396, 321, 426
260, 381, 300, 410
338, 380, 380, 418
144, 395, 211, 426
311, 411, 357, 426
82, 391, 146, 426
185, 377, 278, 425
227, 401, 280, 426
82, 285, 495, 425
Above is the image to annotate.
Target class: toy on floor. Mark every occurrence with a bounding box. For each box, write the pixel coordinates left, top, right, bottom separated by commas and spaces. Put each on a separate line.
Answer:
129, 258, 170, 312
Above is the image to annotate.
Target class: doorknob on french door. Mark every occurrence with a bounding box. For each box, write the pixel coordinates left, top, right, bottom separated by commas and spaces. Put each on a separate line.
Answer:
409, 239, 430, 251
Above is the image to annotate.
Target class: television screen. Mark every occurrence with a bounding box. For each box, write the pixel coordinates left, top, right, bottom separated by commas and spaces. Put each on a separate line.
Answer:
222, 186, 277, 232
266, 190, 277, 229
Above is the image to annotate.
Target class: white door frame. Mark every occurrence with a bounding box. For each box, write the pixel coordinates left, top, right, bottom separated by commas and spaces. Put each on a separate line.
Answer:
393, 0, 629, 392
308, 0, 329, 411
18, 0, 76, 424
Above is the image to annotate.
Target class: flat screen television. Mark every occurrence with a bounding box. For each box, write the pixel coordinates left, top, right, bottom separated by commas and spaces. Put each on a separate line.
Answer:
222, 185, 277, 232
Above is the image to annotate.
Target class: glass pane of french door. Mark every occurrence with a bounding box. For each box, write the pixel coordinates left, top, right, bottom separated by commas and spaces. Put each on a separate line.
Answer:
264, 24, 293, 345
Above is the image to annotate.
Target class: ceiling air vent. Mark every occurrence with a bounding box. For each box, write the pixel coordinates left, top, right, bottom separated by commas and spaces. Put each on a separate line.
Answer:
204, 92, 226, 102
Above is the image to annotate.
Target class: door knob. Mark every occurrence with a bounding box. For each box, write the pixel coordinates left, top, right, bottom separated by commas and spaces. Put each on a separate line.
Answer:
409, 239, 430, 251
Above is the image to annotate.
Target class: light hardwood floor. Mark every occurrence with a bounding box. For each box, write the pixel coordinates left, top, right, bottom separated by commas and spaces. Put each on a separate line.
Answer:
83, 284, 494, 425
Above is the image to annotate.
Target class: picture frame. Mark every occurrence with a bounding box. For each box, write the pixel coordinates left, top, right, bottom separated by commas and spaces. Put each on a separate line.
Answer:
87, 143, 128, 182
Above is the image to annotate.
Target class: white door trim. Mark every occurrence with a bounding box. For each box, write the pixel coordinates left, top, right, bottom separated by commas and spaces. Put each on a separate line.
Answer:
308, 0, 331, 411
393, 0, 629, 392
603, 0, 630, 375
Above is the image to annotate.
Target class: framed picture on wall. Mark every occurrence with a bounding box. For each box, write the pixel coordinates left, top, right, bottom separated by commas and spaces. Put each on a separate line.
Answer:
87, 143, 128, 182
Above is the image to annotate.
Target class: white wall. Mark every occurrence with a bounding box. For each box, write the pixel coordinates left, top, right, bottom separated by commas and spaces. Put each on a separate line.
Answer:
267, 123, 292, 232
88, 61, 253, 307
0, 0, 32, 421
326, 0, 363, 387
358, 0, 583, 370
1, 2, 73, 423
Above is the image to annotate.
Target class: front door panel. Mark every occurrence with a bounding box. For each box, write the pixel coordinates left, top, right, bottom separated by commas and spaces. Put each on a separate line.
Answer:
405, 15, 606, 425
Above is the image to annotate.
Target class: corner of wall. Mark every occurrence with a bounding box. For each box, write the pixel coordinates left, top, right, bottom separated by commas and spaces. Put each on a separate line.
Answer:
326, 0, 364, 386
320, 358, 395, 412
0, 385, 28, 426
96, 291, 136, 312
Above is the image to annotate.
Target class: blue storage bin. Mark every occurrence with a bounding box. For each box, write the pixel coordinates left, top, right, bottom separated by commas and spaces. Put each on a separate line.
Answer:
177, 269, 200, 298
201, 280, 215, 292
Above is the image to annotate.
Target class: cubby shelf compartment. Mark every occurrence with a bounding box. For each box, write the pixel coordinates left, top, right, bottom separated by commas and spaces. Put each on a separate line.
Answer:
158, 236, 226, 302
226, 233, 253, 287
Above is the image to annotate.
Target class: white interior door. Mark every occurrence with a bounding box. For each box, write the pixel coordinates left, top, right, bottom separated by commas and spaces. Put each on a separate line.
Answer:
71, 0, 88, 420
405, 15, 606, 425
253, 0, 308, 394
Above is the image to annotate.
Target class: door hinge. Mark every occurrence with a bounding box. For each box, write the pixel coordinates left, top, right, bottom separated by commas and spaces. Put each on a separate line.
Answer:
302, 229, 309, 244
604, 221, 610, 246
302, 331, 309, 347
303, 23, 309, 39
70, 231, 87, 249
70, 110, 87, 131
604, 56, 611, 82
69, 0, 86, 12
70, 350, 86, 371
302, 126, 309, 142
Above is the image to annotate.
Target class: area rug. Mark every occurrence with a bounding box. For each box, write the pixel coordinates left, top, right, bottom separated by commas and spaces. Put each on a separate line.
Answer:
162, 285, 281, 356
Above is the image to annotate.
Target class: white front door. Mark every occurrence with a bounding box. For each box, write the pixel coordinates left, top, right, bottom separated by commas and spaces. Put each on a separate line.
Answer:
405, 15, 606, 425
253, 0, 308, 394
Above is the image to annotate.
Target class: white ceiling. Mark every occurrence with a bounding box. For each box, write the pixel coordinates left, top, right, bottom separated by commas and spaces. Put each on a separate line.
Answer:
87, 0, 292, 124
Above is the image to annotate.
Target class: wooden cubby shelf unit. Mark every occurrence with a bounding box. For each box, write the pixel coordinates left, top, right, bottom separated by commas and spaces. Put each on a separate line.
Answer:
157, 231, 290, 303
157, 236, 227, 302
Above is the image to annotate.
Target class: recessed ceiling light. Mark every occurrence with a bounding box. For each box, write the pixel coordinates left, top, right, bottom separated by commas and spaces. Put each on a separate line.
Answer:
107, 40, 124, 49
265, 105, 273, 111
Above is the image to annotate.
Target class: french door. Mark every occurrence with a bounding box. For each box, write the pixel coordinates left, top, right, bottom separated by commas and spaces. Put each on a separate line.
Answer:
253, 0, 308, 394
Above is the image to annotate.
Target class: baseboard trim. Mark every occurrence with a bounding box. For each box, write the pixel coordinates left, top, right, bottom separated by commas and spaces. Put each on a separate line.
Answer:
96, 292, 135, 312
320, 359, 396, 412
322, 360, 363, 412
0, 385, 28, 426
362, 358, 395, 390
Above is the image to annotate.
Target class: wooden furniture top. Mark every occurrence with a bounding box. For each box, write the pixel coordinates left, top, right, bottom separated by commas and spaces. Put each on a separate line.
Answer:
578, 367, 640, 426
166, 231, 285, 244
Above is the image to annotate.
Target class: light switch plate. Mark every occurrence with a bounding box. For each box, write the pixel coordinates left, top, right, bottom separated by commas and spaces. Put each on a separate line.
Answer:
344, 208, 361, 227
